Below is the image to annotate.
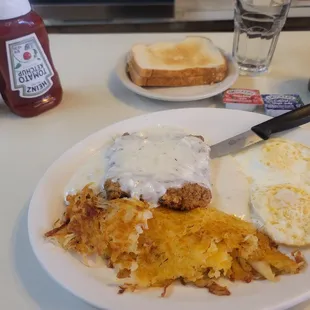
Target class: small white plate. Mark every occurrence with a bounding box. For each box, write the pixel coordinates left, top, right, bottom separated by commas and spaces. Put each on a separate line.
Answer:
28, 108, 310, 310
116, 52, 239, 102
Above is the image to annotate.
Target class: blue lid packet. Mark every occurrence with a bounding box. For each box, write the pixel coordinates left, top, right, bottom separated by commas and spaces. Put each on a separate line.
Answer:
262, 94, 304, 117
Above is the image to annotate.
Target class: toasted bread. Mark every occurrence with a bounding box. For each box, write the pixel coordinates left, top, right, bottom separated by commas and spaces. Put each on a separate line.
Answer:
128, 62, 227, 87
128, 36, 228, 87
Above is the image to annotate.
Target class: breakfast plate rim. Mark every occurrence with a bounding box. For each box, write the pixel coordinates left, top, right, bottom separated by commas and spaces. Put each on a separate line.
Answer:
28, 108, 310, 310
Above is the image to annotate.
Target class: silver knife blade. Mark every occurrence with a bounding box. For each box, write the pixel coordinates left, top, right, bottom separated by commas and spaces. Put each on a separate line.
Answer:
210, 130, 263, 159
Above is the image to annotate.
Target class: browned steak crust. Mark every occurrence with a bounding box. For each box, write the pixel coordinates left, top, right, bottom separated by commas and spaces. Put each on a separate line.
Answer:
104, 179, 129, 200
159, 183, 212, 211
104, 180, 211, 211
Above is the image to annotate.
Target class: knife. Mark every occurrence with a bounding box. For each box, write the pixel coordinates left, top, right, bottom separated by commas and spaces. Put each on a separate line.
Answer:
210, 104, 310, 159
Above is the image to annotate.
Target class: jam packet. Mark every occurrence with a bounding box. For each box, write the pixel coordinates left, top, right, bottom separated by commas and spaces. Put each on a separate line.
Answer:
223, 88, 263, 112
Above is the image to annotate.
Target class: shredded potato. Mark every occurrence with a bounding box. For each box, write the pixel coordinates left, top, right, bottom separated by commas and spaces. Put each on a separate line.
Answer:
45, 186, 306, 297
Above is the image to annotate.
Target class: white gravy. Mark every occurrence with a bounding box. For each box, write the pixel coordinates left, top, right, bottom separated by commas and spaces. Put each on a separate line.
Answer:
103, 128, 211, 203
64, 127, 251, 220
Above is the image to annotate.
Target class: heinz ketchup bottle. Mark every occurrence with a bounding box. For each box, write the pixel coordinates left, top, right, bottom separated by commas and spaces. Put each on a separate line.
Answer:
0, 0, 63, 117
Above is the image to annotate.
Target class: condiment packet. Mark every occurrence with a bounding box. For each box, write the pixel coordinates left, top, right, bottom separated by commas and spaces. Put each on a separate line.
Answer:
262, 94, 304, 117
223, 88, 264, 112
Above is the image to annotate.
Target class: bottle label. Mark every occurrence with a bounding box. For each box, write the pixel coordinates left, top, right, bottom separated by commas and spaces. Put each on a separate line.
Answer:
6, 33, 54, 99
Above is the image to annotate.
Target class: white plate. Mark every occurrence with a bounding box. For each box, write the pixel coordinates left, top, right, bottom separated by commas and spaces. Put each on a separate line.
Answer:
28, 108, 310, 310
116, 53, 239, 102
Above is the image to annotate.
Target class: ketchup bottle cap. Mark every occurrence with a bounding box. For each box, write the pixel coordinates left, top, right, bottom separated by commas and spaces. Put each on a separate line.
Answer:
0, 0, 31, 20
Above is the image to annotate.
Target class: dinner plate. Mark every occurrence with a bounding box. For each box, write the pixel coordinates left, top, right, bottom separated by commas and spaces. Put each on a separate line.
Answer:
28, 108, 310, 310
116, 52, 239, 102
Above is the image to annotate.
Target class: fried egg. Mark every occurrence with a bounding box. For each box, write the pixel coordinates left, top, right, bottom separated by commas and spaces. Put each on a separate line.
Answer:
234, 138, 310, 186
251, 183, 310, 246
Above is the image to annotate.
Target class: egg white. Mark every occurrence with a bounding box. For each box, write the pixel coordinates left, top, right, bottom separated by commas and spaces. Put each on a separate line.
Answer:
251, 183, 310, 246
234, 138, 310, 246
234, 138, 310, 187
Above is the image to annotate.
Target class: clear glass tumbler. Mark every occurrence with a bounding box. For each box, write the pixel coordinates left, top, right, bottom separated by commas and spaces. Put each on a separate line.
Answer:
233, 0, 292, 75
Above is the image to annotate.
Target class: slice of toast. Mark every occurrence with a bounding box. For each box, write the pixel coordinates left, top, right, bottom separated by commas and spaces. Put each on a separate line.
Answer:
128, 36, 228, 85
128, 61, 227, 87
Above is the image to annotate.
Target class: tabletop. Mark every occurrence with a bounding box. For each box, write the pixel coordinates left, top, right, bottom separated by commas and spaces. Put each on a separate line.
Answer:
1, 32, 310, 310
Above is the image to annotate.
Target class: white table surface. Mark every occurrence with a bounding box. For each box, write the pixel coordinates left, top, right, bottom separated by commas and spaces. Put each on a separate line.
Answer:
1, 32, 310, 310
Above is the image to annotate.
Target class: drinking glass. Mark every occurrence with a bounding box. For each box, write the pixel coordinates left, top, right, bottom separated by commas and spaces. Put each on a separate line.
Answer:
233, 0, 292, 75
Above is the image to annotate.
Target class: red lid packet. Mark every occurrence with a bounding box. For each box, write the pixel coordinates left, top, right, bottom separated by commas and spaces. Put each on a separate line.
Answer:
223, 88, 264, 112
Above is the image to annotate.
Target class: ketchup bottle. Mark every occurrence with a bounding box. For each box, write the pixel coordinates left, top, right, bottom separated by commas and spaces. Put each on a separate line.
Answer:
0, 0, 63, 117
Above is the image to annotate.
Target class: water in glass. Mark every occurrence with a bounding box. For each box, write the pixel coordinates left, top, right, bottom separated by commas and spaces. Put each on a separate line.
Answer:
233, 0, 291, 75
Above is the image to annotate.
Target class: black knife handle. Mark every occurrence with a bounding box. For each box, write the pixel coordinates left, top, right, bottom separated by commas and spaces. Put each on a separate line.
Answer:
251, 104, 310, 140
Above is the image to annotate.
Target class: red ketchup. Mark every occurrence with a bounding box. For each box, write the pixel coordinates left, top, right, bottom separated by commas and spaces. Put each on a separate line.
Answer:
0, 0, 63, 117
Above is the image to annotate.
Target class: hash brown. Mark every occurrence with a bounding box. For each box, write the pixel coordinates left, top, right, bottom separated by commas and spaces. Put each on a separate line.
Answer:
45, 187, 305, 296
